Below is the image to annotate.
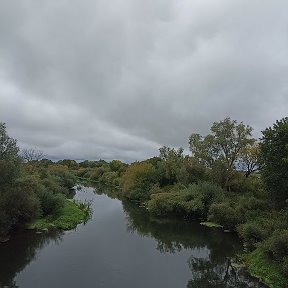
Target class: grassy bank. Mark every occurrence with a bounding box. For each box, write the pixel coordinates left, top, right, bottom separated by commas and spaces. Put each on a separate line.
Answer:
245, 248, 287, 288
27, 199, 91, 231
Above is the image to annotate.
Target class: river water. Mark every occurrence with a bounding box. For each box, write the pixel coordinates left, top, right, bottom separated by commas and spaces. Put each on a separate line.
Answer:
0, 186, 265, 288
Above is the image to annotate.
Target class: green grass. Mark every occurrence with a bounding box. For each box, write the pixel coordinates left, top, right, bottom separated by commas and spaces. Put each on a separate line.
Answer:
246, 248, 287, 288
27, 199, 91, 231
200, 221, 223, 228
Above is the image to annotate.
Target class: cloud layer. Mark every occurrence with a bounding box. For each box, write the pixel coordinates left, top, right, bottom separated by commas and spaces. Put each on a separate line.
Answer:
1, 0, 287, 161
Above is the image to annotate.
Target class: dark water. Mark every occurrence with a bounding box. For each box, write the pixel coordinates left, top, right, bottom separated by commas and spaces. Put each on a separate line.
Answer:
0, 186, 265, 288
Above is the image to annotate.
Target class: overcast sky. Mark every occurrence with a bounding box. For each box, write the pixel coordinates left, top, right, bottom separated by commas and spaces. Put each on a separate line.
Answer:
0, 0, 287, 162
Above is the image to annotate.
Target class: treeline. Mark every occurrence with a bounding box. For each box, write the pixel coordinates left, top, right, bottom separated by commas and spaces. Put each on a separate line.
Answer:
76, 117, 288, 287
0, 123, 78, 240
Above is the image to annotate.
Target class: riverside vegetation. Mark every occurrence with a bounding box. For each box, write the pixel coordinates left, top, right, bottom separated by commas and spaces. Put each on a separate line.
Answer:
0, 123, 91, 240
0, 117, 287, 287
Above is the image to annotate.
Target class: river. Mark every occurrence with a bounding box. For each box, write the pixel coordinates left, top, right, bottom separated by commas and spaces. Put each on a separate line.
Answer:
0, 186, 266, 288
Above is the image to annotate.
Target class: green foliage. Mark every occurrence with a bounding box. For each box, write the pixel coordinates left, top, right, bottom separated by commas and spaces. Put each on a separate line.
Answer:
122, 161, 158, 202
263, 230, 288, 276
238, 221, 269, 250
57, 159, 78, 169
157, 146, 185, 186
208, 203, 240, 230
47, 164, 77, 189
0, 184, 41, 237
28, 199, 91, 231
238, 210, 288, 250
109, 160, 125, 172
260, 117, 288, 208
147, 182, 224, 218
239, 143, 262, 177
189, 118, 255, 190
37, 190, 65, 216
200, 221, 223, 228
0, 160, 20, 186
246, 248, 287, 288
177, 157, 207, 185
0, 123, 20, 161
79, 160, 101, 168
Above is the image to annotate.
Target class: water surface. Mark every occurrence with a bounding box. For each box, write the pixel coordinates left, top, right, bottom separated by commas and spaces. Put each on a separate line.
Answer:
0, 186, 265, 288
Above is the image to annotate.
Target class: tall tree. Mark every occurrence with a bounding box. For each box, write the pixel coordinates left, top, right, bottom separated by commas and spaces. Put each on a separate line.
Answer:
0, 123, 19, 161
260, 117, 288, 208
158, 146, 185, 185
189, 118, 255, 190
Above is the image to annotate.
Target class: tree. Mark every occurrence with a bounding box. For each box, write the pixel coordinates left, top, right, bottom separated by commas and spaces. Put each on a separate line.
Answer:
239, 142, 262, 177
189, 118, 255, 190
260, 117, 288, 208
122, 161, 158, 202
158, 146, 185, 186
0, 123, 19, 161
21, 147, 45, 162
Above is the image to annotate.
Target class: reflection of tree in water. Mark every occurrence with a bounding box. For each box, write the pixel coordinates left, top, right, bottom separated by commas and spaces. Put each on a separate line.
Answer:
122, 200, 266, 288
0, 230, 63, 287
187, 256, 266, 288
122, 200, 241, 256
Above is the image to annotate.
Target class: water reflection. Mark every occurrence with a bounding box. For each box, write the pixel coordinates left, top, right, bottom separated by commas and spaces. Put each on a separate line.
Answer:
122, 200, 266, 288
0, 230, 63, 287
122, 200, 241, 255
187, 256, 263, 288
0, 187, 266, 288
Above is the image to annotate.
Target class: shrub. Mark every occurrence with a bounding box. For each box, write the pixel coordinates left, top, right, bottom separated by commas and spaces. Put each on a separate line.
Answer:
0, 185, 41, 236
237, 221, 268, 250
208, 203, 241, 230
235, 196, 270, 221
147, 182, 224, 218
238, 210, 288, 250
122, 162, 158, 202
37, 190, 65, 216
263, 230, 288, 275
48, 165, 77, 189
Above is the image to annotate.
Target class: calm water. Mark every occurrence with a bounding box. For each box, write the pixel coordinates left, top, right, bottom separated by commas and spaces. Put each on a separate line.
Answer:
0, 186, 265, 288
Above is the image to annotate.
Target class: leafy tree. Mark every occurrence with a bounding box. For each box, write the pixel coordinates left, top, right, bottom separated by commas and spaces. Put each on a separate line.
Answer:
0, 123, 19, 161
177, 156, 207, 185
158, 146, 185, 186
57, 159, 78, 169
109, 160, 125, 172
189, 118, 255, 190
122, 161, 158, 202
239, 143, 262, 177
260, 117, 288, 208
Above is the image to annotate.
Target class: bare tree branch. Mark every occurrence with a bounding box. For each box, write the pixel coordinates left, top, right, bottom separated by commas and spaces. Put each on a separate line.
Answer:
21, 148, 45, 162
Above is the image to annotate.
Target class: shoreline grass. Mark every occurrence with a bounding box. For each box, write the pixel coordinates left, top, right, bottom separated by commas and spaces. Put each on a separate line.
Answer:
27, 199, 92, 231
244, 248, 287, 288
200, 221, 223, 228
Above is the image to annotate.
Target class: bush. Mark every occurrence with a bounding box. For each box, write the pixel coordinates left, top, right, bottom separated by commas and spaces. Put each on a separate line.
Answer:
238, 210, 288, 250
147, 182, 224, 218
48, 165, 77, 189
122, 162, 158, 202
0, 185, 41, 236
237, 221, 268, 250
37, 190, 65, 216
208, 203, 241, 230
235, 196, 269, 221
263, 230, 288, 275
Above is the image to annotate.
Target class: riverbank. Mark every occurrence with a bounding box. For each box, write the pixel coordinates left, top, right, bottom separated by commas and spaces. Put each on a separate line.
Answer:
27, 199, 92, 231
245, 248, 287, 288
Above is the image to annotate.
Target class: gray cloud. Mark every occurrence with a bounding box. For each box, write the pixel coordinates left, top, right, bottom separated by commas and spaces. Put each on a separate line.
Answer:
0, 0, 287, 162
